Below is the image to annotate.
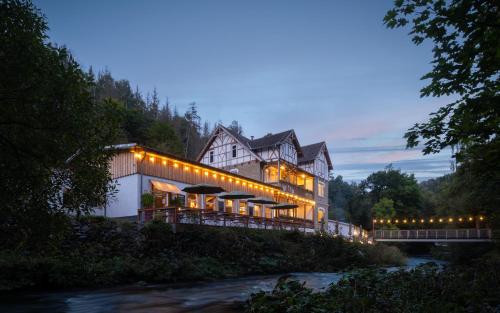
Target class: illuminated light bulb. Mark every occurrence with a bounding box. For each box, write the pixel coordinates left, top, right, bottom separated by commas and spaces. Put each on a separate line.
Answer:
260, 186, 263, 190
204, 171, 209, 176
387, 219, 391, 224
448, 218, 453, 222
395, 219, 399, 223
242, 182, 247, 186
195, 168, 200, 173
236, 180, 240, 184
173, 163, 179, 168
249, 184, 253, 188
380, 219, 384, 223
430, 219, 434, 223
134, 153, 142, 158
458, 217, 463, 222
184, 166, 189, 171
420, 219, 425, 223
280, 165, 285, 170
212, 173, 217, 178
221, 176, 225, 181
479, 216, 484, 221
265, 188, 268, 192
373, 219, 377, 223
439, 218, 443, 223
301, 174, 306, 178
162, 160, 167, 165
411, 219, 416, 223
149, 156, 155, 162
468, 217, 473, 221
403, 219, 407, 224
229, 178, 233, 182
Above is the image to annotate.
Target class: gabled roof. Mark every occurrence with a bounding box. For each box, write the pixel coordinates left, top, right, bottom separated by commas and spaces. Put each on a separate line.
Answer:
298, 141, 333, 170
249, 130, 303, 157
195, 125, 263, 162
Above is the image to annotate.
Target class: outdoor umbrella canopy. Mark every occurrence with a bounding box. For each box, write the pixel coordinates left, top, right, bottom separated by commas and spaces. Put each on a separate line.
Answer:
218, 191, 255, 199
182, 184, 225, 194
247, 197, 278, 205
270, 203, 299, 210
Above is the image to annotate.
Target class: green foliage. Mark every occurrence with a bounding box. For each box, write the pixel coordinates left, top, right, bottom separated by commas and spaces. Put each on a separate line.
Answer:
0, 0, 121, 251
246, 261, 500, 312
0, 217, 404, 291
329, 167, 426, 228
372, 198, 395, 219
384, 0, 500, 221
141, 192, 155, 208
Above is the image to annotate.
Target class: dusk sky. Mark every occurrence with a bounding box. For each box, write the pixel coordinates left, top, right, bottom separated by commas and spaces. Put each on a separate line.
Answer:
35, 0, 453, 181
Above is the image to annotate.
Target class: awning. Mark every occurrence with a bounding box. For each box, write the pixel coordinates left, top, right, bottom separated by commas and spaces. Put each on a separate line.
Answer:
151, 180, 182, 194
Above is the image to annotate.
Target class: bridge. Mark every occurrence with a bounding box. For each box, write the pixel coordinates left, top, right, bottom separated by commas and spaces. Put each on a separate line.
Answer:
373, 228, 492, 242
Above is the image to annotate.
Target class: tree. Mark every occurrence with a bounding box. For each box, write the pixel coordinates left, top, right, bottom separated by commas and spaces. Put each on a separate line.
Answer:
373, 198, 396, 220
147, 121, 183, 156
228, 120, 243, 135
0, 0, 121, 249
384, 0, 499, 159
385, 0, 499, 216
364, 165, 425, 217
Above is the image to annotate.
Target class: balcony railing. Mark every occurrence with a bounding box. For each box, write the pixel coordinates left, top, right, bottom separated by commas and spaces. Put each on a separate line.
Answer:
138, 207, 316, 232
278, 180, 314, 199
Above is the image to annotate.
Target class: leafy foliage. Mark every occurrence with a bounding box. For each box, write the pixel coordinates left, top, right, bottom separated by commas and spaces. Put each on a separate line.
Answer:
246, 262, 500, 312
0, 0, 121, 251
0, 217, 404, 291
384, 0, 500, 221
329, 167, 426, 228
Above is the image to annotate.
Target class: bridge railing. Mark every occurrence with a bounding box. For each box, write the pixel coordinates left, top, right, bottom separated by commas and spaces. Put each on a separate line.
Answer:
374, 228, 492, 241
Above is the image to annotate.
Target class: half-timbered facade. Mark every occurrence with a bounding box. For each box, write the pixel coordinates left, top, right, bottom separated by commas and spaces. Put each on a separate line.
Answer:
197, 125, 333, 227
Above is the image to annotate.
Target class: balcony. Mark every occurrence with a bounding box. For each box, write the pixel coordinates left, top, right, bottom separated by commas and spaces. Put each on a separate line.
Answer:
278, 180, 314, 199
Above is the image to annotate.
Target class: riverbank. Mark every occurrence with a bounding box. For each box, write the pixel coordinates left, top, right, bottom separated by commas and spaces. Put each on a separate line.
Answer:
245, 255, 500, 313
0, 258, 441, 313
0, 216, 405, 292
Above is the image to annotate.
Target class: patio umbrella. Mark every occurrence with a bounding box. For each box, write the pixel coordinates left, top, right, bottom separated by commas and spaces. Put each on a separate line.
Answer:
218, 191, 255, 199
182, 184, 225, 194
247, 197, 278, 205
270, 203, 298, 210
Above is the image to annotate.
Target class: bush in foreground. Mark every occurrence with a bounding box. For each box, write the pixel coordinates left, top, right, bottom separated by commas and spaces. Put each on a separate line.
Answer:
245, 261, 500, 313
0, 217, 404, 291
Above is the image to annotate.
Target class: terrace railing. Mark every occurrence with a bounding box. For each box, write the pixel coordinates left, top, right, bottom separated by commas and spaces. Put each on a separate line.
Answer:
373, 228, 492, 242
138, 207, 315, 232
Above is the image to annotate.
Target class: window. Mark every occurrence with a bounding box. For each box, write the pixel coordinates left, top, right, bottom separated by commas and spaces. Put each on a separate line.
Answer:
264, 167, 279, 182
318, 181, 325, 197
209, 150, 214, 163
232, 145, 237, 158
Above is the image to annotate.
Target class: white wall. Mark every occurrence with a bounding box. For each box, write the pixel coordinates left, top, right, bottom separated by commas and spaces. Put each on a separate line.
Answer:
200, 129, 256, 168
102, 174, 141, 217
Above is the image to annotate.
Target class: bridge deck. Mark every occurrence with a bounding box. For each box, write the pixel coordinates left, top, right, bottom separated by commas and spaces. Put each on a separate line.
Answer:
373, 228, 492, 242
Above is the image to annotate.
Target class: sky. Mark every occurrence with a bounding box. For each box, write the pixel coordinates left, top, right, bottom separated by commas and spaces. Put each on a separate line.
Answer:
34, 0, 453, 182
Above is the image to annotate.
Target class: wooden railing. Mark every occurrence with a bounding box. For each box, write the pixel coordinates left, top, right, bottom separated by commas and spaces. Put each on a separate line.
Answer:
374, 228, 492, 242
138, 207, 315, 232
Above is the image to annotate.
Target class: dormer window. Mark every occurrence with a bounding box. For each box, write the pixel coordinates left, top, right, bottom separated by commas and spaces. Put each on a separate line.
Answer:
209, 150, 214, 163
232, 145, 237, 158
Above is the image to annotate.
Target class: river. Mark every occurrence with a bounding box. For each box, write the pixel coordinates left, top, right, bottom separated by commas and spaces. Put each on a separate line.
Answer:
0, 257, 444, 313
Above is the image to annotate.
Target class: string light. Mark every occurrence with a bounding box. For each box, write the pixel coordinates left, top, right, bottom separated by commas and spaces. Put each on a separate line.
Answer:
131, 150, 317, 206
